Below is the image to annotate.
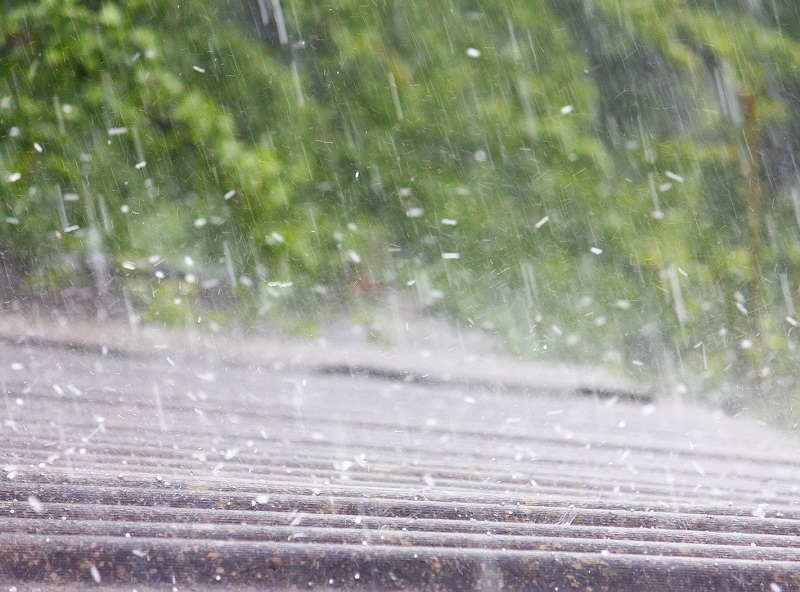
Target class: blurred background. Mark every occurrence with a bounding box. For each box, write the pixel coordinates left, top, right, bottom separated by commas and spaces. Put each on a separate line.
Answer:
3, 0, 800, 423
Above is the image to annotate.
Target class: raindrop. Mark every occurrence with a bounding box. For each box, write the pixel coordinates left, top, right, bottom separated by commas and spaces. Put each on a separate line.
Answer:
647, 172, 664, 220
291, 60, 305, 107
389, 71, 403, 120
664, 171, 684, 183
27, 496, 43, 513
89, 565, 101, 584
665, 266, 687, 326
271, 0, 289, 45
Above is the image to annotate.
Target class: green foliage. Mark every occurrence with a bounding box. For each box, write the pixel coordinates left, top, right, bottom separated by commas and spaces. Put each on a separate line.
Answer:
6, 0, 800, 416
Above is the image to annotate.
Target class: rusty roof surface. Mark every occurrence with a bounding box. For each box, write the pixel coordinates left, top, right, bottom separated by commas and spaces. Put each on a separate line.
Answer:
1, 315, 799, 590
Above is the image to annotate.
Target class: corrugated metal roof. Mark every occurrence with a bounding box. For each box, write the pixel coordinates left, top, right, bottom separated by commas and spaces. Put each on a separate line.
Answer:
1, 317, 799, 590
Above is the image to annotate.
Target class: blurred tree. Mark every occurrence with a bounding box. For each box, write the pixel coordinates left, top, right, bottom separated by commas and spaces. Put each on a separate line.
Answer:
4, 0, 800, 415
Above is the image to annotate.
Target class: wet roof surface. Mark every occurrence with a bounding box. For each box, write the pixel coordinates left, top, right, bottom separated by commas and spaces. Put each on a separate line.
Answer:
1, 316, 799, 590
